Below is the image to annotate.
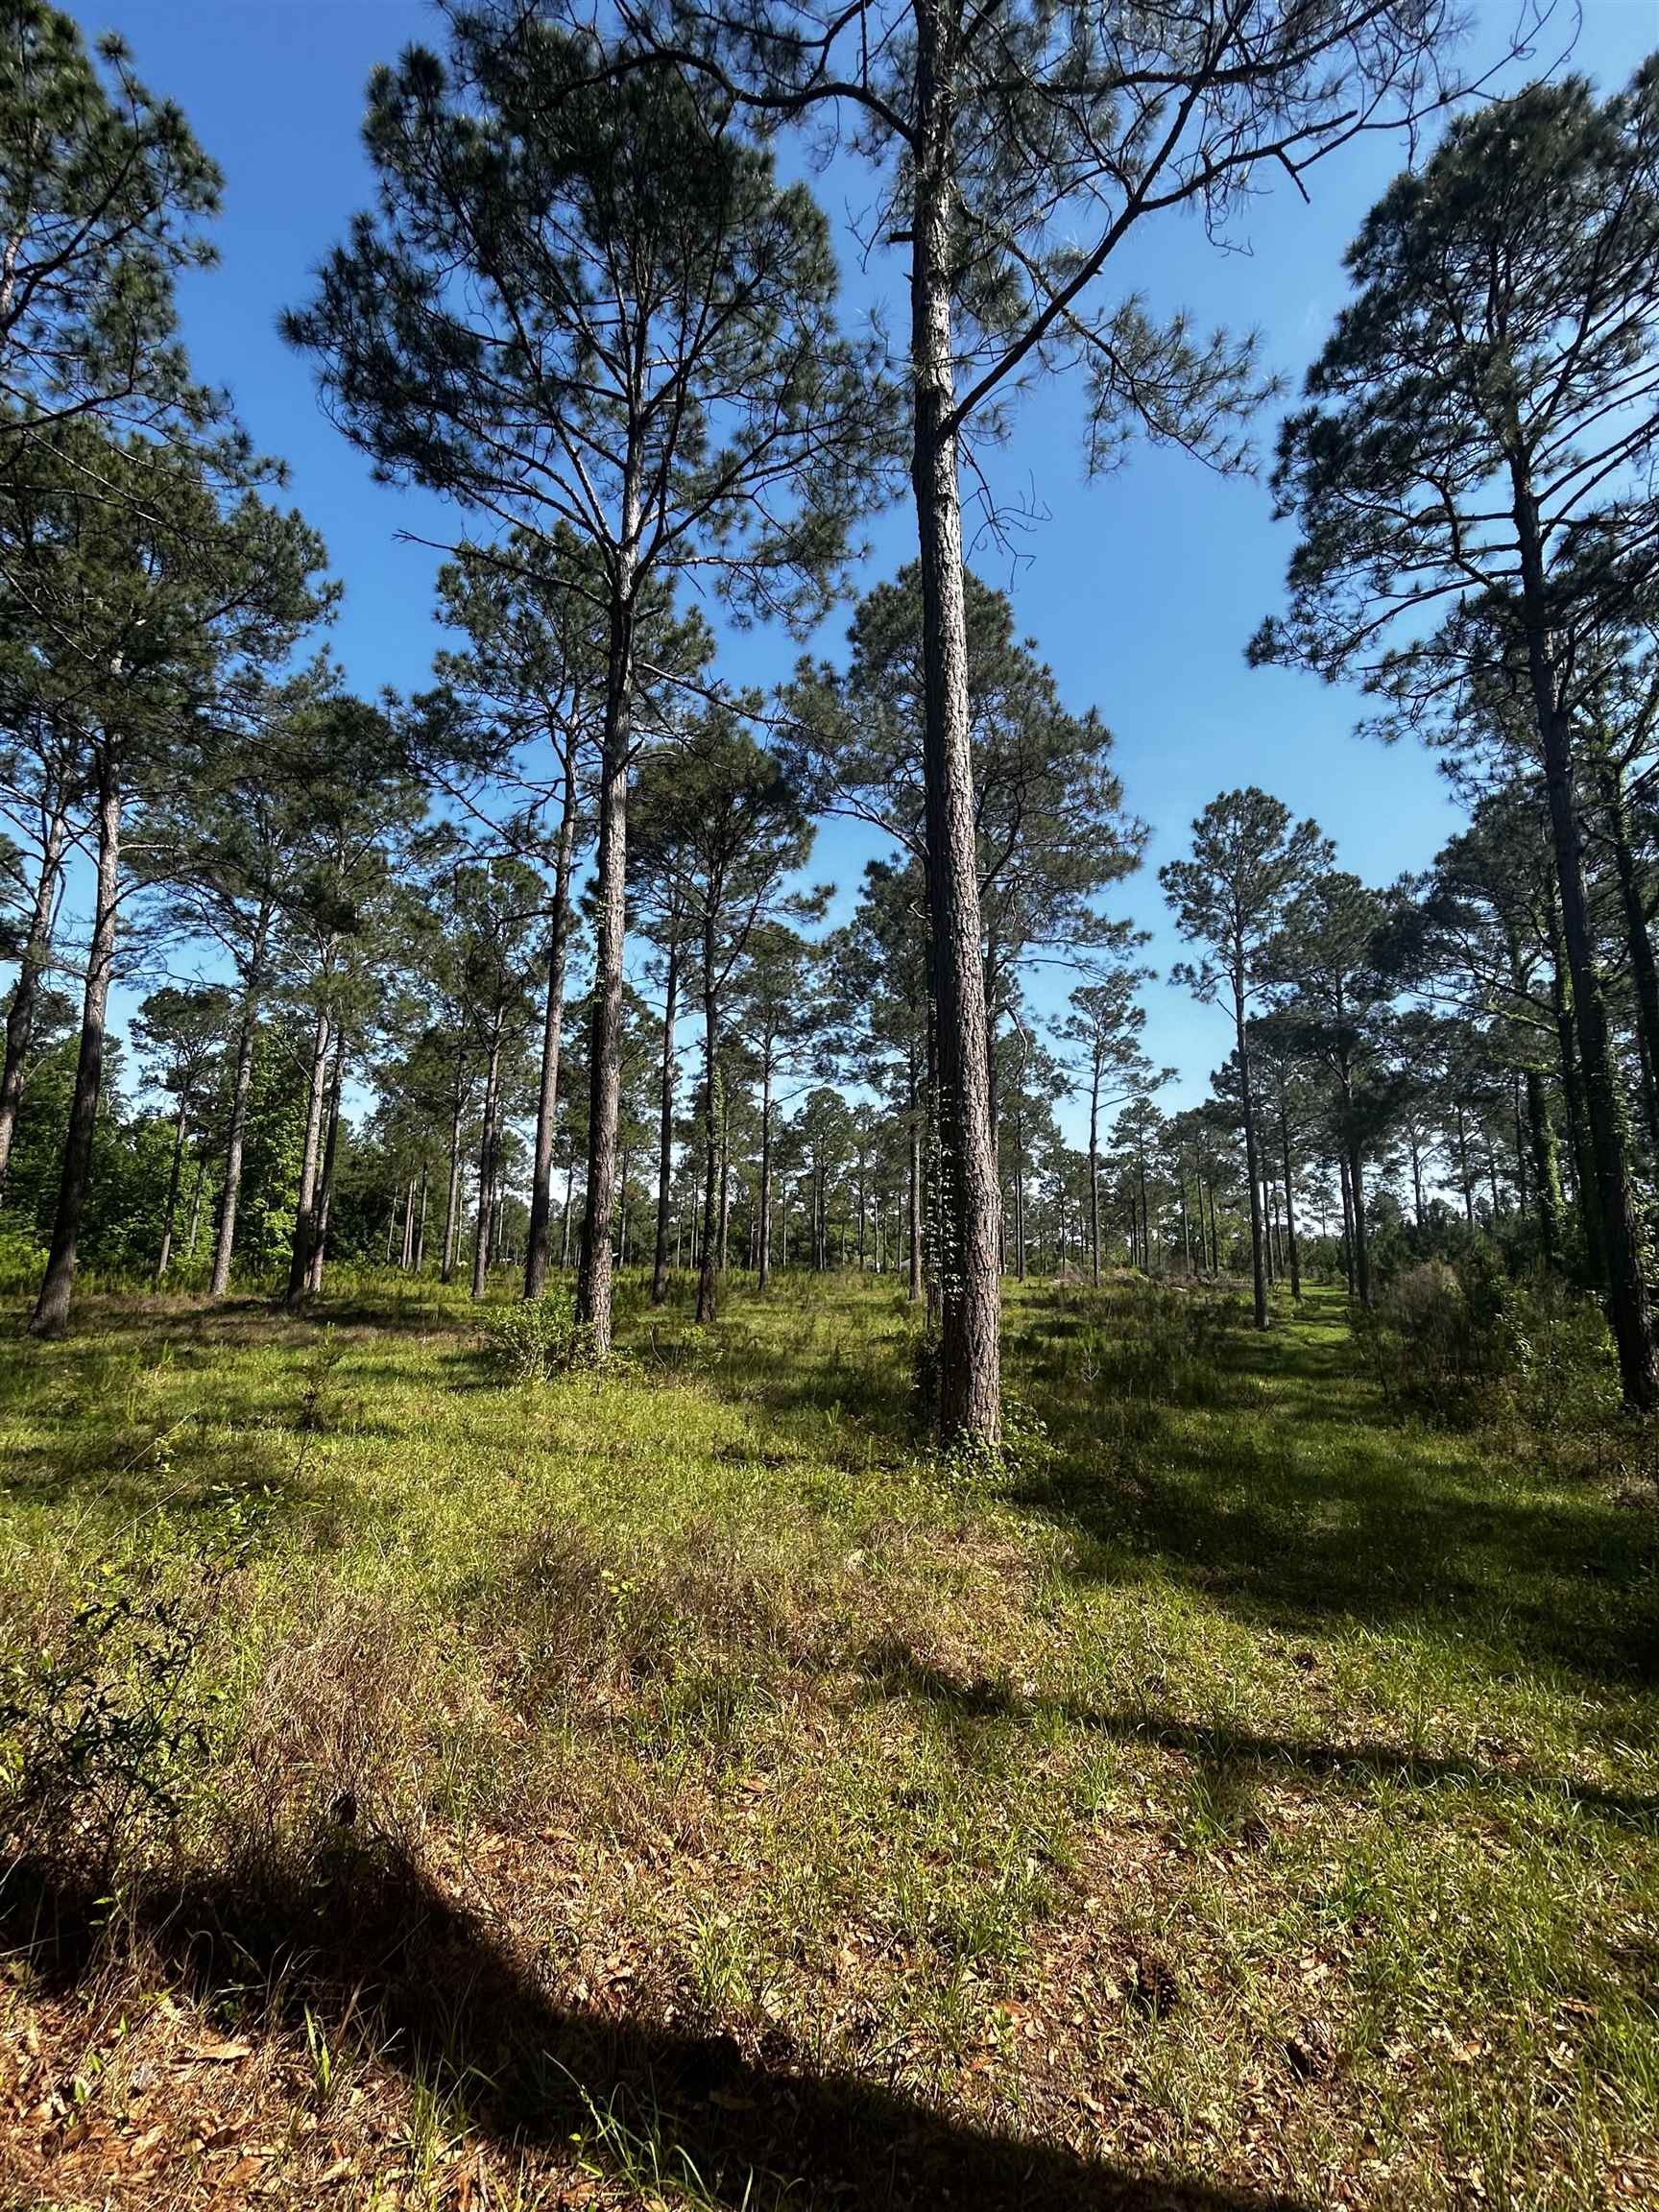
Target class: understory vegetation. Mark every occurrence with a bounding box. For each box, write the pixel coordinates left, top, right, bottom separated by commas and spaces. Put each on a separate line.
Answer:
3, 1271, 1655, 2211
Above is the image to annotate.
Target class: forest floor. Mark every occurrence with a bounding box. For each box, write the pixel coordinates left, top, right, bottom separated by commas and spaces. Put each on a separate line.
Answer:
1, 1270, 1656, 2212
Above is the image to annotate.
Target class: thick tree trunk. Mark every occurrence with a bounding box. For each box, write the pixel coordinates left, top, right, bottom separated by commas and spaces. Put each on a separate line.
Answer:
1234, 982, 1268, 1329
576, 568, 636, 1359
307, 1046, 346, 1294
1337, 1152, 1356, 1298
0, 781, 67, 1197
651, 935, 679, 1304
210, 905, 272, 1298
1513, 468, 1657, 1407
31, 758, 121, 1339
155, 1093, 189, 1286
909, 29, 999, 1444
284, 1006, 331, 1310
525, 732, 580, 1299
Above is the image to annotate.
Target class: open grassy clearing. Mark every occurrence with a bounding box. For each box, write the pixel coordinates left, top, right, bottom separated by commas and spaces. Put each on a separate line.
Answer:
2, 1273, 1657, 2211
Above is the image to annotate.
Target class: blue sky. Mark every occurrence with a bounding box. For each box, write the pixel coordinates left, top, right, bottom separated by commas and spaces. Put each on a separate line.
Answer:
67, 0, 1659, 1137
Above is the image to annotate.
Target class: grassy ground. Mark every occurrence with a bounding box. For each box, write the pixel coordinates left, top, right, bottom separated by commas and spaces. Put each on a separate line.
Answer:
1, 1269, 1656, 2211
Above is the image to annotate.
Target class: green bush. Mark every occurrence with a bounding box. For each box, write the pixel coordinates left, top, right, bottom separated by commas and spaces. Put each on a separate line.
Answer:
1354, 1257, 1618, 1431
478, 1286, 581, 1382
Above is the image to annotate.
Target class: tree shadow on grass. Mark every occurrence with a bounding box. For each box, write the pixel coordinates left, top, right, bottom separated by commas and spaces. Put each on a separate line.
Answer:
1, 1838, 1310, 2212
861, 1642, 1659, 1832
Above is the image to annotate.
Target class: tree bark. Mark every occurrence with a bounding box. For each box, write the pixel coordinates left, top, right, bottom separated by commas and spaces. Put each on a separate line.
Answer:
1513, 463, 1657, 1407
651, 933, 679, 1304
1599, 758, 1659, 1162
755, 1070, 776, 1296
1234, 978, 1268, 1329
909, 8, 999, 1444
576, 564, 636, 1358
1088, 1064, 1101, 1287
307, 1045, 346, 1294
31, 757, 121, 1338
284, 1006, 331, 1310
0, 780, 67, 1197
695, 913, 721, 1324
525, 728, 581, 1299
1525, 1067, 1562, 1262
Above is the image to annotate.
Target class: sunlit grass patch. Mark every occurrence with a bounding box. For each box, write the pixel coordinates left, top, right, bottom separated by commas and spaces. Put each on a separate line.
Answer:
2, 1267, 1656, 2208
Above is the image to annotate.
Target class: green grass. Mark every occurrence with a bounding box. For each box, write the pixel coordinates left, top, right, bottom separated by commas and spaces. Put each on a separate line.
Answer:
1, 1268, 1656, 2210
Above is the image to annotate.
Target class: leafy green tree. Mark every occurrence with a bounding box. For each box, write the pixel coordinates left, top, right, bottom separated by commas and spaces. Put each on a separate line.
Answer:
1253, 64, 1659, 1404
1161, 787, 1328, 1329
286, 6, 890, 1358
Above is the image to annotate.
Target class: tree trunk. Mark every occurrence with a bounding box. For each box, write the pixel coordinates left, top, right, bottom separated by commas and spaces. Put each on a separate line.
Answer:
575, 555, 637, 1360
525, 732, 581, 1300
210, 904, 272, 1298
909, 23, 999, 1444
757, 1061, 775, 1294
906, 1054, 922, 1302
1600, 758, 1659, 1163
695, 921, 720, 1325
0, 780, 67, 1197
1234, 980, 1268, 1329
442, 1088, 464, 1286
1278, 1098, 1302, 1300
307, 1046, 346, 1294
651, 934, 679, 1304
1526, 1067, 1563, 1262
471, 1037, 502, 1301
1337, 1151, 1356, 1298
1513, 460, 1657, 1408
284, 1005, 331, 1310
1455, 1104, 1476, 1229
414, 1164, 428, 1273
31, 757, 121, 1338
1088, 1071, 1101, 1288
184, 1150, 206, 1258
155, 1092, 189, 1286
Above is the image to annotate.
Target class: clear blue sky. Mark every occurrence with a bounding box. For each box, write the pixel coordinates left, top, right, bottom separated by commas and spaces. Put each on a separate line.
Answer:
69, 0, 1659, 1135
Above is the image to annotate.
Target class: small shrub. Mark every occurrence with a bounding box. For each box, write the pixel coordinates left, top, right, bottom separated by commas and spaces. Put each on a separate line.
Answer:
0, 1566, 212, 1865
478, 1286, 580, 1382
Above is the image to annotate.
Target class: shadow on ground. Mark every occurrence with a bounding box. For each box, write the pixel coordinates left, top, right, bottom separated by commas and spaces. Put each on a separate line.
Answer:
2, 1839, 1310, 2212
862, 1641, 1659, 1832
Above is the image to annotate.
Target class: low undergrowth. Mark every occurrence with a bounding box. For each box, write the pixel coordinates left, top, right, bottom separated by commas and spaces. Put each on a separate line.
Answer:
1, 1269, 1656, 2210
